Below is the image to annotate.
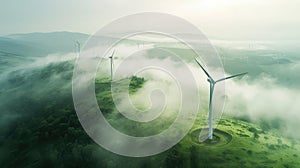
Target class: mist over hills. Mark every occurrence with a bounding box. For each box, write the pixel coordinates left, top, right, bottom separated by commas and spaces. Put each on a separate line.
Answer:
0, 31, 300, 167
4, 32, 89, 56
0, 32, 89, 73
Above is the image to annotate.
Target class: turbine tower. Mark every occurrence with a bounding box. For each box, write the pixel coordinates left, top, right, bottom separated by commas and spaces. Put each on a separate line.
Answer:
75, 41, 80, 54
109, 50, 115, 81
195, 58, 247, 140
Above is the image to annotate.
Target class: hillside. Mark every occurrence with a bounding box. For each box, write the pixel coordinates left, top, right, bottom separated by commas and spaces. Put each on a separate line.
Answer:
1, 32, 300, 167
1, 60, 299, 167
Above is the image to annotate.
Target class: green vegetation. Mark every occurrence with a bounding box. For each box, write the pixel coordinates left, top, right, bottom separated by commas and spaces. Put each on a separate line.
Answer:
181, 117, 300, 167
129, 76, 145, 94
1, 32, 300, 167
1, 62, 300, 168
95, 76, 145, 114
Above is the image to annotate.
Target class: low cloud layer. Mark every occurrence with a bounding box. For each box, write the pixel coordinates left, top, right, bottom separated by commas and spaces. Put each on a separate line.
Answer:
225, 73, 300, 138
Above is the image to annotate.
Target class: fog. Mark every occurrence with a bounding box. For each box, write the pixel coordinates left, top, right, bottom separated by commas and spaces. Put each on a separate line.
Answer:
1, 37, 300, 143
0, 52, 77, 136
225, 72, 300, 139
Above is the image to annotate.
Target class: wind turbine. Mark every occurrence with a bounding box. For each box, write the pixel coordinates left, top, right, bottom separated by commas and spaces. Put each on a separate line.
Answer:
195, 58, 247, 140
108, 49, 115, 81
74, 41, 80, 54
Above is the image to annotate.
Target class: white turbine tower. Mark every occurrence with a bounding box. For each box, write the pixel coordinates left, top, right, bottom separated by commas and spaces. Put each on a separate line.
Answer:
195, 58, 247, 140
75, 41, 80, 54
108, 50, 115, 81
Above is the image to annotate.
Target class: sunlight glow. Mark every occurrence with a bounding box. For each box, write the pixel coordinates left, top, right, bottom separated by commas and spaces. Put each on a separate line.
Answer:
184, 0, 255, 11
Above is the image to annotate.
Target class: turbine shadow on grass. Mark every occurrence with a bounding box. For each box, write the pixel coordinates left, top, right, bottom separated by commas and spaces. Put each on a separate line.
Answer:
190, 128, 233, 147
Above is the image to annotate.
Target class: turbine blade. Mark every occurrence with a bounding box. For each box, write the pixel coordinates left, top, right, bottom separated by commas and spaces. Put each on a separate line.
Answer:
215, 72, 248, 83
195, 58, 213, 80
111, 49, 115, 58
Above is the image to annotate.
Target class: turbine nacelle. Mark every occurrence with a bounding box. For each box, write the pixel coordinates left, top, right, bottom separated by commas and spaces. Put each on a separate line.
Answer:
207, 78, 215, 84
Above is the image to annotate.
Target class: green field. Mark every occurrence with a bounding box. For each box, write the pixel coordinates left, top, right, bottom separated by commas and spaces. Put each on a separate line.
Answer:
1, 32, 300, 168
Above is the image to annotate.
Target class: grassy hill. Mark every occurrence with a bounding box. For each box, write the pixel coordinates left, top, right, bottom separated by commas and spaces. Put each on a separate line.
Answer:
1, 32, 300, 167
1, 60, 299, 167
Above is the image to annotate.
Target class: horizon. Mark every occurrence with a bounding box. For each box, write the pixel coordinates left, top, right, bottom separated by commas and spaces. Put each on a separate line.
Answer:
1, 0, 300, 40
3, 31, 300, 43
1, 1, 300, 167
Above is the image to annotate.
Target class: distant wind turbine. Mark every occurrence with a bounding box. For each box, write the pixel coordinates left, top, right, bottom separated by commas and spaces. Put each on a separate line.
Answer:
74, 41, 80, 54
195, 58, 247, 140
108, 49, 115, 81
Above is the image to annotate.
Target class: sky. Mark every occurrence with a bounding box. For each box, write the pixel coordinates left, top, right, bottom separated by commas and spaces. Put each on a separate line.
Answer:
1, 0, 300, 40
